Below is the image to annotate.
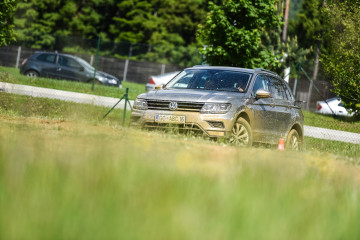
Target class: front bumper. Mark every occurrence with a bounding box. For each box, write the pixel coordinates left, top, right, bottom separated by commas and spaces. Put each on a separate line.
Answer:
131, 109, 236, 138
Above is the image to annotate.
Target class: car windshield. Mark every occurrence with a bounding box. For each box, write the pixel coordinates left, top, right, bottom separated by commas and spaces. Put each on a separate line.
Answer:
165, 69, 252, 92
76, 57, 94, 70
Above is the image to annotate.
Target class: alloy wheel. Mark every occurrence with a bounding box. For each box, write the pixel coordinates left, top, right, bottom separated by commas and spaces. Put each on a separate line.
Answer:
229, 122, 250, 146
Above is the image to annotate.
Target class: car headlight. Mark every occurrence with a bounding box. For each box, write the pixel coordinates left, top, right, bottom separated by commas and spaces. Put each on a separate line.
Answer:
134, 98, 148, 110
201, 103, 231, 114
108, 79, 118, 85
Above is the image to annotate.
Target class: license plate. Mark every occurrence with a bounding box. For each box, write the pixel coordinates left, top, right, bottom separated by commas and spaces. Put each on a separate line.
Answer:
155, 114, 185, 123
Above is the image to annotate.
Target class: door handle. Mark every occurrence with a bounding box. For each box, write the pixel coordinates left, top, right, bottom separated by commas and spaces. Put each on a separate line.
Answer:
57, 68, 61, 71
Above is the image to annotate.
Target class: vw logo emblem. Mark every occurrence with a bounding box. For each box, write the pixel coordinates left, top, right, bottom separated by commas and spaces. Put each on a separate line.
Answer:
169, 101, 178, 111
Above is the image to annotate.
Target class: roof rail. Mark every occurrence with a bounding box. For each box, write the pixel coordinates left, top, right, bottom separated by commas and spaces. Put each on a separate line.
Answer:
254, 68, 280, 77
193, 64, 209, 67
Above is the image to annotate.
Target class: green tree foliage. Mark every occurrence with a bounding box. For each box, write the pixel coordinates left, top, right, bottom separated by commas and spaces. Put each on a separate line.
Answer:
0, 0, 17, 47
110, 0, 207, 66
197, 0, 283, 70
13, 0, 207, 66
291, 0, 322, 50
321, 0, 360, 113
15, 0, 117, 49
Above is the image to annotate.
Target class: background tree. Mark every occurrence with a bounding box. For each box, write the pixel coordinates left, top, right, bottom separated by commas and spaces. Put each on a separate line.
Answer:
197, 0, 282, 71
0, 0, 17, 47
288, 0, 323, 109
110, 0, 207, 66
15, 0, 116, 49
321, 0, 360, 114
13, 0, 207, 66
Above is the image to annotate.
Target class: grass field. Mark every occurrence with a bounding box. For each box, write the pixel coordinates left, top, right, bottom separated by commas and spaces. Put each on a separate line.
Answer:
1, 91, 360, 239
0, 66, 145, 100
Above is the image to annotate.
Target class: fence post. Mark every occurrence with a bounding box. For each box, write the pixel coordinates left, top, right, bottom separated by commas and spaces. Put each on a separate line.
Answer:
92, 36, 101, 91
161, 64, 165, 75
15, 46, 21, 68
122, 44, 133, 82
123, 59, 129, 82
294, 63, 301, 99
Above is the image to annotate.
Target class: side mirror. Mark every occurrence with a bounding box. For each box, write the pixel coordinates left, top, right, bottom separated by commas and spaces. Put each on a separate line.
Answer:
155, 84, 164, 90
295, 100, 305, 107
255, 89, 271, 99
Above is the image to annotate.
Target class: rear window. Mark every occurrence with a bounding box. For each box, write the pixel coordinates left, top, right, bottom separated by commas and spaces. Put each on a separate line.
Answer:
166, 69, 252, 92
36, 53, 56, 64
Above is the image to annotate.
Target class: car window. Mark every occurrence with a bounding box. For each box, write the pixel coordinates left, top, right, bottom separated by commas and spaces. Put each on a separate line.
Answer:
166, 69, 251, 92
283, 81, 294, 102
252, 75, 270, 95
36, 53, 56, 64
59, 56, 82, 69
268, 77, 287, 100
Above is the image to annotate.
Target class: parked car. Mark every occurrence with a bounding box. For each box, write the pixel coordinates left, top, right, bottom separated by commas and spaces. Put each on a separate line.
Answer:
146, 71, 180, 91
131, 66, 304, 150
20, 52, 122, 88
316, 97, 355, 117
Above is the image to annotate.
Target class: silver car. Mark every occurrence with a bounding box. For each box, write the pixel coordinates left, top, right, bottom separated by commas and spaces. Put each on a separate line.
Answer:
316, 97, 355, 117
145, 71, 180, 91
131, 66, 304, 149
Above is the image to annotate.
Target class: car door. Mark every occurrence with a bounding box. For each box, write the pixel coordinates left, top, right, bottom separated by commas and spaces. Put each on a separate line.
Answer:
247, 74, 278, 143
57, 55, 85, 81
35, 53, 58, 78
268, 76, 293, 138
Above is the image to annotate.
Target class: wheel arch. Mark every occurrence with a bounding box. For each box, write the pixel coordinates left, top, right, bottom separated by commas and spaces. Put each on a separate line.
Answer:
25, 69, 40, 76
235, 110, 251, 126
290, 123, 303, 141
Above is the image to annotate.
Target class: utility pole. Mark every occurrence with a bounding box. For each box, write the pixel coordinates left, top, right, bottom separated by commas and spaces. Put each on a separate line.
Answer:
282, 0, 291, 42
282, 0, 291, 83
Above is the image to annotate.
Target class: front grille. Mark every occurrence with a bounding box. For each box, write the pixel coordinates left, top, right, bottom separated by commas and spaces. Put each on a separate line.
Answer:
143, 122, 206, 135
146, 100, 204, 112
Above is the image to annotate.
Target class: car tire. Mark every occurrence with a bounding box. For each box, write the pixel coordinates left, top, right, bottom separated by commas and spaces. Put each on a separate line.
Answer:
25, 70, 39, 78
229, 117, 253, 147
88, 79, 103, 85
285, 129, 301, 151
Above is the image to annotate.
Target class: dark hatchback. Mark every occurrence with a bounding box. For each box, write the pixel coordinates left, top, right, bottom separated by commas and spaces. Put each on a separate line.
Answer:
20, 52, 121, 88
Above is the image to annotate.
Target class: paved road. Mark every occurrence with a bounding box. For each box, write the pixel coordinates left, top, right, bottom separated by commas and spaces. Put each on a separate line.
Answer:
1, 82, 359, 144
304, 125, 359, 144
0, 82, 133, 109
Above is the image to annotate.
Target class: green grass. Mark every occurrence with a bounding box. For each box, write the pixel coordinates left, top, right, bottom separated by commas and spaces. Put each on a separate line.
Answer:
303, 110, 360, 133
304, 137, 360, 162
1, 66, 360, 133
0, 92, 131, 124
1, 94, 360, 239
0, 66, 146, 100
0, 92, 358, 159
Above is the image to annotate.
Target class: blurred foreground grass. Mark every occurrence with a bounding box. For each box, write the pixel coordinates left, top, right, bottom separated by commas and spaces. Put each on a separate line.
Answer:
1, 93, 360, 239
1, 110, 360, 239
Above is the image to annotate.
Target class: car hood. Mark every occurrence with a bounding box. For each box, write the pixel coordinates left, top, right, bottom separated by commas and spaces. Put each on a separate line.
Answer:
97, 71, 118, 80
141, 88, 246, 103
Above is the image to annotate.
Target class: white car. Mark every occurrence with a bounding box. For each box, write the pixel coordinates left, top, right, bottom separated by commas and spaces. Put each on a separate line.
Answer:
145, 71, 180, 91
315, 97, 355, 117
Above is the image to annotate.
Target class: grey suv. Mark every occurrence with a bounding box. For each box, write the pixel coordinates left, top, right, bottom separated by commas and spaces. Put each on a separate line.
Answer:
20, 52, 121, 87
131, 66, 304, 150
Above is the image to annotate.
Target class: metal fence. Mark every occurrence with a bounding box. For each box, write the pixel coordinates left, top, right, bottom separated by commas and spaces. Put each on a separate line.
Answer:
1, 80, 359, 146
0, 45, 184, 84
0, 44, 340, 112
